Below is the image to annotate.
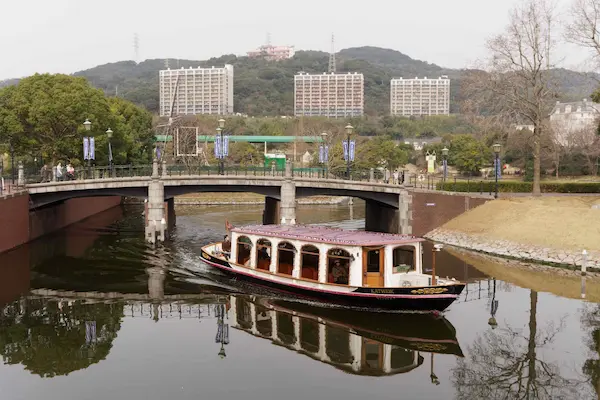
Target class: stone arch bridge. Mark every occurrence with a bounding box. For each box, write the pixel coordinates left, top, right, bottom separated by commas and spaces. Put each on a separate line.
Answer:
24, 160, 491, 243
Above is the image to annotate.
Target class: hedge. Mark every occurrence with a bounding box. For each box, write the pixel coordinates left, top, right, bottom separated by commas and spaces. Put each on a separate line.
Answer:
435, 180, 600, 193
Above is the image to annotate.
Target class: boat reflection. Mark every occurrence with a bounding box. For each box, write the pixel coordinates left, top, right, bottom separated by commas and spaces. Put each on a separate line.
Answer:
227, 295, 463, 376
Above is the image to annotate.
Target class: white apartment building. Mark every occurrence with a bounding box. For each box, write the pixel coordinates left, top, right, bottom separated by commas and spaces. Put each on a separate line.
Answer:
294, 72, 364, 118
159, 65, 234, 117
247, 45, 295, 61
549, 99, 600, 147
390, 76, 450, 117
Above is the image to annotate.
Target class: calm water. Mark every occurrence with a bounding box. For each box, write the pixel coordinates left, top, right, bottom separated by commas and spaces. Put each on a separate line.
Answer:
0, 201, 599, 399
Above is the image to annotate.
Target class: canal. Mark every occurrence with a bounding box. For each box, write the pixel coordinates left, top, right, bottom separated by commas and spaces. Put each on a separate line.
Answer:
0, 201, 599, 399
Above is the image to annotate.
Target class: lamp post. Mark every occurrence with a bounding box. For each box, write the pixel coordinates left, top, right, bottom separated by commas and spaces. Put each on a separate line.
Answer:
488, 278, 498, 329
345, 124, 353, 179
106, 128, 113, 175
320, 132, 328, 178
441, 147, 449, 189
217, 118, 225, 175
9, 142, 14, 185
83, 119, 92, 177
493, 143, 501, 199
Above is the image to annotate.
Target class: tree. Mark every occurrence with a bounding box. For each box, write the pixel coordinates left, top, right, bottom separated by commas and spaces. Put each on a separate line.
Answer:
565, 0, 600, 68
462, 0, 559, 195
0, 74, 154, 167
448, 135, 492, 175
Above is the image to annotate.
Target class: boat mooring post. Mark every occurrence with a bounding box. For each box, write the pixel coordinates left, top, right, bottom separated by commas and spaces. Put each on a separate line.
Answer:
432, 244, 443, 286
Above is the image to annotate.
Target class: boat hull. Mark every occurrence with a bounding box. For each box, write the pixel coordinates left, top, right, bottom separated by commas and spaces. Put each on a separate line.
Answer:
200, 249, 464, 312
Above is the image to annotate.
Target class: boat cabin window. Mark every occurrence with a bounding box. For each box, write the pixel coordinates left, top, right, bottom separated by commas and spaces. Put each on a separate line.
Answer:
276, 313, 296, 346
277, 242, 295, 276
393, 245, 415, 273
390, 346, 417, 370
235, 297, 253, 330
300, 245, 319, 280
255, 305, 272, 337
327, 249, 351, 285
236, 236, 252, 266
256, 239, 272, 271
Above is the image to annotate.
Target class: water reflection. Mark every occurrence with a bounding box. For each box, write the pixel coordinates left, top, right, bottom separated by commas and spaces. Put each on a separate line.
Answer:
452, 289, 584, 399
229, 295, 462, 377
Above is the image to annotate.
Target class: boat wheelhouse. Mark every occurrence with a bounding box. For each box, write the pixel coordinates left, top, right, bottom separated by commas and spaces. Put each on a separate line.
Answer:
200, 224, 465, 312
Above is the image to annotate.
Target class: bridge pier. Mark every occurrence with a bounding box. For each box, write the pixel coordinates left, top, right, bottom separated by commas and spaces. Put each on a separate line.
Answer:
364, 191, 412, 235
166, 198, 176, 230
280, 161, 296, 225
263, 196, 280, 224
145, 159, 166, 244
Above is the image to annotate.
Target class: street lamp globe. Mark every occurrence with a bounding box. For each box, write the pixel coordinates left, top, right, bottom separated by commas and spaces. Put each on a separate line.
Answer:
321, 132, 328, 139
442, 147, 449, 157
106, 128, 113, 139
83, 119, 92, 131
345, 124, 353, 135
493, 143, 501, 154
218, 118, 225, 129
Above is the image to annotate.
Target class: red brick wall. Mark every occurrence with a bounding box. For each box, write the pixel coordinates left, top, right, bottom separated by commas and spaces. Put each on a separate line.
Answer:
0, 193, 30, 253
0, 246, 30, 307
30, 196, 122, 241
411, 191, 490, 236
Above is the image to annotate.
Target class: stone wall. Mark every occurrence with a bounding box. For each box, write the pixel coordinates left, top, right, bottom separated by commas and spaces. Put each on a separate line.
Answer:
426, 228, 600, 269
410, 190, 491, 236
30, 197, 122, 241
0, 192, 30, 253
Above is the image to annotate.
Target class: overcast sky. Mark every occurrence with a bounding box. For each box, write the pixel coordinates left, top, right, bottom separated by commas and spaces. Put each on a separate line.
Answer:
0, 0, 593, 80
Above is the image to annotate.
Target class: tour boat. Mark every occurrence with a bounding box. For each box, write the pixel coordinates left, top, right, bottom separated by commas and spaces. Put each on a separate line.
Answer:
226, 295, 462, 376
200, 224, 465, 312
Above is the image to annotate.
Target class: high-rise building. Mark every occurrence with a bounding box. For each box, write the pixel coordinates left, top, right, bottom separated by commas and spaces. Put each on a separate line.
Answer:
390, 76, 450, 117
294, 72, 364, 117
159, 65, 234, 117
247, 45, 295, 61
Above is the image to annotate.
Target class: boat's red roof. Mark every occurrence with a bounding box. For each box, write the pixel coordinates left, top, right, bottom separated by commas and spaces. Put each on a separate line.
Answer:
231, 224, 423, 246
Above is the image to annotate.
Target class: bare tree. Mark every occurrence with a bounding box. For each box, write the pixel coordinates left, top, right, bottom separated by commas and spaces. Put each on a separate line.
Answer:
462, 0, 559, 195
565, 0, 600, 68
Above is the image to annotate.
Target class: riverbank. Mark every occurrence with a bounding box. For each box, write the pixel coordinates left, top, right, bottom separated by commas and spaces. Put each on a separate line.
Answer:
425, 196, 600, 269
124, 193, 351, 205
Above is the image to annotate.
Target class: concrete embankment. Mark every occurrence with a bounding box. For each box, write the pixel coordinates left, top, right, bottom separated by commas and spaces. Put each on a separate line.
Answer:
0, 192, 122, 254
425, 196, 600, 269
123, 193, 351, 206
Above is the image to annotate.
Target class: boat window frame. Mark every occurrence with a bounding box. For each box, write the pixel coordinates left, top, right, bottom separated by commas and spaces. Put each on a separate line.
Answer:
277, 241, 296, 276
300, 244, 320, 281
392, 244, 416, 274
236, 235, 253, 266
256, 238, 272, 271
327, 248, 352, 285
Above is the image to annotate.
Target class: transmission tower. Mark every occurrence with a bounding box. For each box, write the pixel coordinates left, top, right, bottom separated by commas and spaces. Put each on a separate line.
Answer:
133, 33, 140, 63
328, 34, 336, 73
165, 58, 170, 69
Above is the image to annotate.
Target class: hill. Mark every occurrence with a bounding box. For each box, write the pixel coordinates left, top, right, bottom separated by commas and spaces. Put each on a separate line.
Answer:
4, 47, 599, 116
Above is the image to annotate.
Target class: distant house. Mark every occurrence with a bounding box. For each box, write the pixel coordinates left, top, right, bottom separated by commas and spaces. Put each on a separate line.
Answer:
514, 124, 534, 132
549, 99, 600, 147
402, 137, 442, 151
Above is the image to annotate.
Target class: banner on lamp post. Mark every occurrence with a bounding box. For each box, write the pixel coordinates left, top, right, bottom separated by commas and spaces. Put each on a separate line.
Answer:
349, 140, 356, 162
83, 137, 89, 160
494, 159, 502, 179
343, 141, 348, 161
215, 136, 222, 158
223, 135, 229, 157
318, 145, 324, 163
89, 137, 95, 160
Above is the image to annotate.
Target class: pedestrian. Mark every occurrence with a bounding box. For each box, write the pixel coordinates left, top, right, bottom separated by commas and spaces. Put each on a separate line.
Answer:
393, 170, 399, 185
40, 164, 48, 182
56, 162, 63, 181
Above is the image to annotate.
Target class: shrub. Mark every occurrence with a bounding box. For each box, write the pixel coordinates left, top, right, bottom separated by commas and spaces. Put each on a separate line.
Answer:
435, 180, 600, 193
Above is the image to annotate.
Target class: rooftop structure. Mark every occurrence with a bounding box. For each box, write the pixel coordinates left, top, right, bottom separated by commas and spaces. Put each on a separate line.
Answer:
247, 45, 295, 61
159, 65, 234, 117
231, 224, 421, 246
390, 76, 450, 117
294, 72, 364, 118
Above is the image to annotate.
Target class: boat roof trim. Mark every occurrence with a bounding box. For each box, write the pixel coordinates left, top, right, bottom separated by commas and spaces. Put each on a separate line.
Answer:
231, 224, 424, 246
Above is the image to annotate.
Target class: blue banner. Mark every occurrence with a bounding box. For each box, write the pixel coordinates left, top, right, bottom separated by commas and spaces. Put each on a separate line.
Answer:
108, 142, 113, 162
215, 136, 222, 158
443, 159, 447, 179
83, 137, 89, 160
156, 146, 162, 160
494, 159, 502, 179
319, 145, 324, 163
349, 140, 356, 162
223, 135, 229, 157
89, 137, 95, 160
324, 145, 328, 162
343, 141, 348, 161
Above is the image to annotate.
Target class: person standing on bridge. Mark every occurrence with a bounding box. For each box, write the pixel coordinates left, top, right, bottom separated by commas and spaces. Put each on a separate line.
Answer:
56, 163, 63, 181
